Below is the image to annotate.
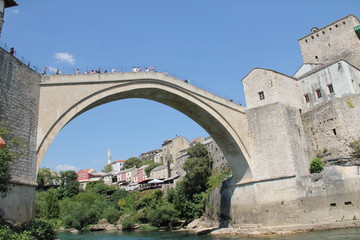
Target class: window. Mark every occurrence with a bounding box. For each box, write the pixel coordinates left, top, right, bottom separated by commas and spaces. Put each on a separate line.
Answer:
304, 94, 310, 103
316, 89, 322, 98
258, 91, 265, 100
332, 128, 337, 135
328, 84, 334, 93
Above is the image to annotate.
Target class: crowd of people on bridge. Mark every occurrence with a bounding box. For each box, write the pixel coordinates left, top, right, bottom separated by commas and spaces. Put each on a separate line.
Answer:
41, 66, 160, 75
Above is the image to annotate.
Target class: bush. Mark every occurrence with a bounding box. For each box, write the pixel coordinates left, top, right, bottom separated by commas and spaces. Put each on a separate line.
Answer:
147, 203, 179, 228
139, 225, 158, 231
310, 157, 324, 173
121, 216, 137, 230
350, 139, 360, 158
21, 220, 56, 240
60, 193, 108, 229
101, 207, 121, 224
0, 224, 31, 240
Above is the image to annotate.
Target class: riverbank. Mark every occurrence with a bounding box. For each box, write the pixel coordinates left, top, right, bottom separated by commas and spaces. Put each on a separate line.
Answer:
191, 220, 360, 237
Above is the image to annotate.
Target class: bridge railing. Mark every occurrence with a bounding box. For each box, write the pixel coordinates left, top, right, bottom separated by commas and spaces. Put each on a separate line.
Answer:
0, 41, 243, 105
43, 66, 244, 105
0, 41, 38, 72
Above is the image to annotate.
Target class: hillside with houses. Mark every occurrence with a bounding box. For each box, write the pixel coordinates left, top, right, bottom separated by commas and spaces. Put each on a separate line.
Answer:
76, 136, 230, 192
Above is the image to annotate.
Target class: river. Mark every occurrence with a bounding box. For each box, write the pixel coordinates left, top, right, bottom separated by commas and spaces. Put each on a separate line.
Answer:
57, 228, 360, 240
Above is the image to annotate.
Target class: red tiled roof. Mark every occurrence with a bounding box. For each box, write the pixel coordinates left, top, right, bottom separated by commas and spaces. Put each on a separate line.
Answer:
112, 159, 125, 164
191, 137, 203, 143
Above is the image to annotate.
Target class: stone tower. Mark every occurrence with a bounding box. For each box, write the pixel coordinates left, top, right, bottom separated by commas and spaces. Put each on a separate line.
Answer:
107, 148, 112, 165
0, 0, 18, 38
298, 15, 360, 69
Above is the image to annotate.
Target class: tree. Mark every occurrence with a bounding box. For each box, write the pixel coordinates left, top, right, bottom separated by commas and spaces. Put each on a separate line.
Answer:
57, 170, 79, 198
123, 157, 142, 169
147, 203, 179, 228
168, 143, 213, 222
0, 124, 25, 198
145, 162, 162, 176
43, 189, 60, 219
85, 181, 115, 196
0, 147, 13, 198
36, 168, 59, 189
102, 164, 112, 173
182, 144, 212, 196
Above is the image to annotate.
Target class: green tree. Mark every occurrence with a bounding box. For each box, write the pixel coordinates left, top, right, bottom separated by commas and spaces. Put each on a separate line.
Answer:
21, 220, 56, 240
147, 203, 179, 228
57, 170, 79, 199
108, 189, 127, 208
182, 143, 212, 196
168, 143, 213, 222
43, 189, 60, 219
102, 164, 112, 173
0, 124, 25, 198
59, 192, 108, 229
0, 224, 32, 240
0, 147, 13, 198
36, 168, 59, 189
123, 157, 142, 169
85, 181, 115, 196
145, 162, 162, 176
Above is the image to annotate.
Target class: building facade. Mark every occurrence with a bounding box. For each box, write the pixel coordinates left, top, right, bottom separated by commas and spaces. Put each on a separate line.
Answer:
162, 135, 190, 165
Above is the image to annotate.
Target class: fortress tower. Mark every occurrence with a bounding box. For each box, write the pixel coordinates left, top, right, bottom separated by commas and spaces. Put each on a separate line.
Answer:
298, 15, 360, 69
0, 0, 18, 38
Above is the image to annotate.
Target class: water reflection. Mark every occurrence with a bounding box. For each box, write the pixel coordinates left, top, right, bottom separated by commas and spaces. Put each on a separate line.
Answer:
57, 228, 360, 240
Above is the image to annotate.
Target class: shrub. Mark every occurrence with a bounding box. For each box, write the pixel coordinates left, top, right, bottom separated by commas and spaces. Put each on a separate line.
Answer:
59, 192, 109, 229
350, 139, 360, 158
21, 220, 56, 240
43, 189, 60, 219
101, 207, 121, 224
310, 157, 324, 173
139, 225, 158, 231
147, 203, 179, 228
121, 216, 137, 230
0, 224, 31, 240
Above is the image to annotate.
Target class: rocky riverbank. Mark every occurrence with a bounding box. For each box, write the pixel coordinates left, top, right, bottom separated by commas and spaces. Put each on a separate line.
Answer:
186, 217, 360, 237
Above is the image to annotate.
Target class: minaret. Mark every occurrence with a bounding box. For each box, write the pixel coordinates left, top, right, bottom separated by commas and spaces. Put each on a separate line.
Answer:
107, 148, 112, 165
0, 0, 18, 38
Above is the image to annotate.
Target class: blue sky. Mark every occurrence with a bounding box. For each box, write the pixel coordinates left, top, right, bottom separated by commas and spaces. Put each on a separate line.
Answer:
2, 0, 359, 172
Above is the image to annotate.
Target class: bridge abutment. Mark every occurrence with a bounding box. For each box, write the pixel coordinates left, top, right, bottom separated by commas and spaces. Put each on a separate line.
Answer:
0, 47, 40, 222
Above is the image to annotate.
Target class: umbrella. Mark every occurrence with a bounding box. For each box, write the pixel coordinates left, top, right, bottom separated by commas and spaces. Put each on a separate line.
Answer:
148, 179, 164, 184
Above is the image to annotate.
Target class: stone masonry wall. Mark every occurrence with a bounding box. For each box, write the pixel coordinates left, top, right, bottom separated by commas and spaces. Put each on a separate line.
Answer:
298, 15, 360, 69
246, 103, 309, 180
301, 94, 360, 163
0, 46, 40, 222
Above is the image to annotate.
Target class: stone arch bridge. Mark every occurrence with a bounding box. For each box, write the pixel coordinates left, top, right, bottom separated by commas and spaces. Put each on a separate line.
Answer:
38, 72, 253, 181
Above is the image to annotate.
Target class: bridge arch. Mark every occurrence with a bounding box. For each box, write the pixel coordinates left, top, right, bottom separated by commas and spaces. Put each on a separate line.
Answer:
38, 72, 252, 180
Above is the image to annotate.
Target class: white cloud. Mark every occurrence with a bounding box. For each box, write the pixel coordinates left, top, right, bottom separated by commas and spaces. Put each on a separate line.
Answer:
47, 66, 61, 74
56, 164, 79, 172
54, 52, 76, 65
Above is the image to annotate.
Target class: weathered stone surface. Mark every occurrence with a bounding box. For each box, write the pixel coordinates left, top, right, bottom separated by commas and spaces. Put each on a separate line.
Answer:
0, 47, 40, 222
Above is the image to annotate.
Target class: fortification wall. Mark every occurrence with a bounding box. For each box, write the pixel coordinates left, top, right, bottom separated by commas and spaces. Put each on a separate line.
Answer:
0, 47, 40, 222
301, 94, 360, 162
206, 97, 360, 230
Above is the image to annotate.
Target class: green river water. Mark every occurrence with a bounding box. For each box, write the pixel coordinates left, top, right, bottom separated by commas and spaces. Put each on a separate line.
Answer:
57, 228, 360, 240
